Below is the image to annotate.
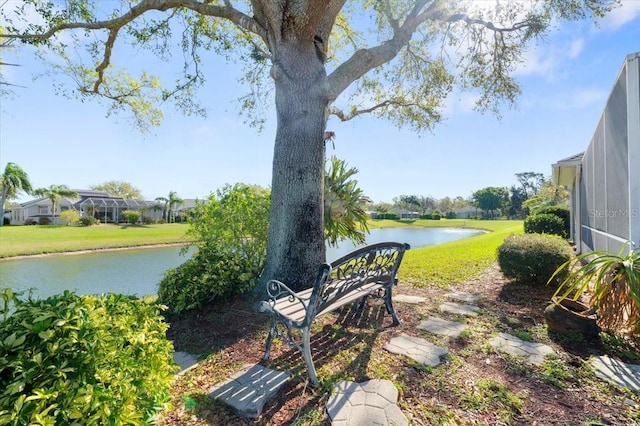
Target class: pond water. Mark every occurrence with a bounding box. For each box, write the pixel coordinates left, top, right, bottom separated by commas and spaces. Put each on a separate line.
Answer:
0, 227, 483, 299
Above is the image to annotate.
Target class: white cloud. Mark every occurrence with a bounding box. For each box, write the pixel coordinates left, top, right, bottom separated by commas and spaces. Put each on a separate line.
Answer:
442, 91, 480, 115
542, 88, 609, 110
600, 0, 640, 31
568, 38, 584, 59
514, 35, 586, 80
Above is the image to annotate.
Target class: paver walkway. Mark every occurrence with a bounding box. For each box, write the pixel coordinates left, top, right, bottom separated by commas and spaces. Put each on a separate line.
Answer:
208, 364, 290, 418
488, 332, 555, 365
446, 291, 482, 304
385, 333, 448, 366
440, 301, 480, 316
326, 379, 408, 425
590, 355, 640, 393
204, 290, 639, 421
393, 294, 426, 304
173, 351, 198, 373
418, 316, 467, 337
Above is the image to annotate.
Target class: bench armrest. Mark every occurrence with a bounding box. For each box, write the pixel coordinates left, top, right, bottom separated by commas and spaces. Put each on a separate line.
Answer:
258, 279, 310, 314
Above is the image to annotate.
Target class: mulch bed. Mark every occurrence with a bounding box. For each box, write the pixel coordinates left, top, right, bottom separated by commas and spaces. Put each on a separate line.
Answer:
159, 265, 640, 425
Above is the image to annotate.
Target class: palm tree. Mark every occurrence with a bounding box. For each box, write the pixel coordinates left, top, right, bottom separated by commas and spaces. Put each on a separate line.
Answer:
0, 162, 33, 226
324, 156, 371, 247
155, 196, 169, 222
33, 185, 79, 223
167, 191, 183, 223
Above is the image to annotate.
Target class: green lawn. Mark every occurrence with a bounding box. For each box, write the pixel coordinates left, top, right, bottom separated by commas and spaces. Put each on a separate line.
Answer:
0, 224, 192, 258
383, 219, 525, 288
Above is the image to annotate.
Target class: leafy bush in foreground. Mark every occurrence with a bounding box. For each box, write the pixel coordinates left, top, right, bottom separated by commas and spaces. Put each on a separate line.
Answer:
497, 233, 572, 286
524, 213, 567, 238
0, 290, 177, 425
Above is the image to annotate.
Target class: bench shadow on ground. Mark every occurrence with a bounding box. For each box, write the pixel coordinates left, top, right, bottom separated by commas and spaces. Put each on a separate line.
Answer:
259, 302, 394, 422
167, 298, 399, 423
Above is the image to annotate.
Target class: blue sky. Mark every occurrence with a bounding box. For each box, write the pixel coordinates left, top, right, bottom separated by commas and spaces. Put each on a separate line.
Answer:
1, 2, 639, 205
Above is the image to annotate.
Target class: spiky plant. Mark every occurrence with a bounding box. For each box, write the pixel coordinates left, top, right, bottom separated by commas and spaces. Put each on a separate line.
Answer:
551, 243, 640, 336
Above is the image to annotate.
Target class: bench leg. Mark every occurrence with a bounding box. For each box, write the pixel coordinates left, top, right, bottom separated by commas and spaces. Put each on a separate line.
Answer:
261, 316, 276, 362
384, 289, 401, 326
302, 327, 320, 387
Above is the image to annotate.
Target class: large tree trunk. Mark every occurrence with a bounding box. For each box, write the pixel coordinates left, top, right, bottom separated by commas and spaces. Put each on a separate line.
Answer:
260, 40, 329, 292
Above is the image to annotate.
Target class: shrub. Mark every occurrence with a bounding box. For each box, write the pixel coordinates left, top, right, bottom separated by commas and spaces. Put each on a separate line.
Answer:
158, 183, 270, 314
2, 218, 9, 226
524, 213, 567, 238
0, 290, 177, 425
157, 244, 261, 314
497, 233, 572, 286
535, 206, 570, 237
59, 209, 80, 225
122, 210, 141, 224
376, 212, 398, 220
38, 217, 51, 225
420, 213, 432, 220
79, 215, 100, 226
446, 211, 456, 219
432, 211, 441, 220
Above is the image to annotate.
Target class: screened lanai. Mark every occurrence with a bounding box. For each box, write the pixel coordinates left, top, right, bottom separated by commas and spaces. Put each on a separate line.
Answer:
74, 197, 163, 223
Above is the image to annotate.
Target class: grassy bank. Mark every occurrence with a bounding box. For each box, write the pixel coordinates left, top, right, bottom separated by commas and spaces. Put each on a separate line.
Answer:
387, 219, 524, 288
0, 224, 192, 258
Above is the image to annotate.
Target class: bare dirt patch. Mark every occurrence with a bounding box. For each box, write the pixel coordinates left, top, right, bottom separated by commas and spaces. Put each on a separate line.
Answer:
159, 265, 640, 425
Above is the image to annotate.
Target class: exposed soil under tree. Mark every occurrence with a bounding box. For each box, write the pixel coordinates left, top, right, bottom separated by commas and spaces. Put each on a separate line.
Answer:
160, 265, 640, 425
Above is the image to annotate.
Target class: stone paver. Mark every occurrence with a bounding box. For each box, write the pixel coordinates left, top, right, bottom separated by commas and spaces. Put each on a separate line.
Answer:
393, 294, 426, 304
327, 379, 408, 426
418, 316, 467, 337
488, 332, 555, 365
385, 333, 448, 366
209, 364, 290, 418
590, 355, 640, 393
440, 301, 481, 316
173, 351, 198, 373
446, 291, 482, 304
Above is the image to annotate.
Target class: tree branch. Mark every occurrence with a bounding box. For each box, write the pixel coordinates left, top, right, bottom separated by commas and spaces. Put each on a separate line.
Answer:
328, 98, 420, 122
2, 0, 265, 43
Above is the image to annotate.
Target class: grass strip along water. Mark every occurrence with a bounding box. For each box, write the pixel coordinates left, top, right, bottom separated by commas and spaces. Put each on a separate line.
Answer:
366, 219, 524, 288
0, 223, 192, 258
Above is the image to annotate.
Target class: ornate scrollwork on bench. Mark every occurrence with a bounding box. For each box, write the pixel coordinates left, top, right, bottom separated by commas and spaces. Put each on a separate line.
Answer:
259, 242, 410, 386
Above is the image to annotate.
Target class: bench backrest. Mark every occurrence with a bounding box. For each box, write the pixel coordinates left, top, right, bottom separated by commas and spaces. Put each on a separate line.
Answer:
307, 242, 410, 322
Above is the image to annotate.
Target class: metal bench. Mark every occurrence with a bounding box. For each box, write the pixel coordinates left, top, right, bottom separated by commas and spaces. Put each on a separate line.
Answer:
258, 241, 410, 386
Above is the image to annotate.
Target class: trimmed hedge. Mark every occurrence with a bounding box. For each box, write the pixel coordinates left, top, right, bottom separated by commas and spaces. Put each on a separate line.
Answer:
524, 213, 567, 238
0, 290, 177, 425
497, 233, 573, 286
535, 205, 570, 237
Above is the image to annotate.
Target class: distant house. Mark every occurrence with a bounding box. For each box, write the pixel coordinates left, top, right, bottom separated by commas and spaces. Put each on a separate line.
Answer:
552, 52, 639, 255
393, 209, 420, 219
7, 190, 166, 225
454, 206, 478, 219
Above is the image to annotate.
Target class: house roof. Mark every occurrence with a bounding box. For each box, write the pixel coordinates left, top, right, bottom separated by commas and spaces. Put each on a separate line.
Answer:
15, 189, 165, 210
552, 152, 584, 186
